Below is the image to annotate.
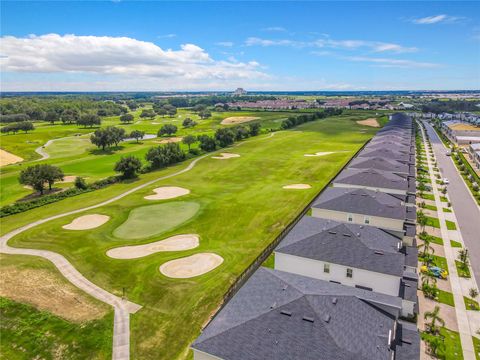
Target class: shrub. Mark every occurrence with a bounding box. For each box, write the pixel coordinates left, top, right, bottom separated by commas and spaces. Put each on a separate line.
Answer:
145, 143, 185, 169
74, 176, 88, 190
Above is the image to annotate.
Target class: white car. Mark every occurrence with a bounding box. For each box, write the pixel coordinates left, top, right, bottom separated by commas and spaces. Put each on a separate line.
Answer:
443, 178, 449, 184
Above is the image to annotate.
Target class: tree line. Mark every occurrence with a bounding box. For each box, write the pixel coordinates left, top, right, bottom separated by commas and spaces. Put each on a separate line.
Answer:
280, 108, 343, 129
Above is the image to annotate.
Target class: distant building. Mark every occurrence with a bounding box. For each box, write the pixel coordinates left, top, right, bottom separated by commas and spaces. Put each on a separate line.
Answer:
441, 121, 480, 146
232, 88, 247, 96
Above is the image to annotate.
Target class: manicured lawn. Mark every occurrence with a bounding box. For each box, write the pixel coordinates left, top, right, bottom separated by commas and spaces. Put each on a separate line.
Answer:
112, 201, 200, 240
420, 254, 448, 272
450, 240, 462, 248
443, 207, 452, 213
0, 297, 113, 359
446, 220, 457, 230
4, 115, 376, 359
473, 336, 480, 360
440, 196, 448, 202
423, 204, 438, 212
420, 233, 443, 246
262, 253, 275, 269
425, 216, 441, 228
464, 296, 480, 311
420, 193, 435, 201
435, 289, 455, 307
421, 327, 463, 360
456, 261, 471, 278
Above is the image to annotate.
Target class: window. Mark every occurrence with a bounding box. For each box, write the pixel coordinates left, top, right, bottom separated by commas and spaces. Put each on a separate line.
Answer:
346, 268, 353, 278
324, 263, 330, 273
347, 214, 353, 222
364, 216, 370, 225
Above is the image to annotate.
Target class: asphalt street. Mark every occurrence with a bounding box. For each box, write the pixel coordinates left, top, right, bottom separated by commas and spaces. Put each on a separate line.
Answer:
424, 121, 480, 285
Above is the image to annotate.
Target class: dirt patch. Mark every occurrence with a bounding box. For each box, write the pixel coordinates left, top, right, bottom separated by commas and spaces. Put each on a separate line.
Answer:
160, 253, 224, 278
0, 149, 23, 166
62, 214, 110, 230
155, 137, 183, 144
0, 266, 108, 322
23, 175, 80, 189
107, 234, 200, 259
356, 118, 380, 127
212, 153, 240, 159
221, 116, 260, 125
283, 184, 312, 189
144, 186, 190, 200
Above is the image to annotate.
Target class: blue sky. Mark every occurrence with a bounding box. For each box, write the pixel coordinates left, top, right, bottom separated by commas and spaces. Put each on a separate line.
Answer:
1, 1, 479, 91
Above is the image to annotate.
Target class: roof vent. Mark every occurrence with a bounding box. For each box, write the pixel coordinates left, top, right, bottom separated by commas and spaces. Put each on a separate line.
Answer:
374, 250, 384, 255
323, 314, 331, 323
302, 316, 315, 323
280, 310, 292, 317
332, 297, 338, 305
357, 233, 361, 237
328, 230, 337, 235
343, 233, 351, 237
282, 285, 288, 291
270, 302, 277, 309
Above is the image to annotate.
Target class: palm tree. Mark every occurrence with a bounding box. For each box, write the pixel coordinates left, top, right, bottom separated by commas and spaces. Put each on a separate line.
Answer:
424, 306, 445, 335
458, 249, 470, 269
418, 235, 435, 258
417, 210, 428, 234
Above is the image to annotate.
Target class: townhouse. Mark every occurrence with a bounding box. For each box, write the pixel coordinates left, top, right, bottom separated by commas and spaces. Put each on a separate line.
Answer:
192, 113, 420, 360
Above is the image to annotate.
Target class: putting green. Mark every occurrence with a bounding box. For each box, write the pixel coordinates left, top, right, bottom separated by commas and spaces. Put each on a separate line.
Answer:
113, 201, 200, 240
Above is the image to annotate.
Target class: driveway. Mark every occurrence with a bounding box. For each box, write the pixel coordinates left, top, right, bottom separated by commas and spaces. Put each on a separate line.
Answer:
423, 121, 480, 286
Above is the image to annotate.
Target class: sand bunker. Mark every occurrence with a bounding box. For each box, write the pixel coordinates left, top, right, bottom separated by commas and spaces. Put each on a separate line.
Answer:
212, 153, 241, 159
160, 253, 224, 278
62, 214, 110, 230
155, 137, 183, 144
221, 116, 260, 125
144, 186, 190, 200
107, 234, 200, 259
283, 184, 312, 189
304, 151, 336, 157
0, 149, 23, 167
356, 118, 380, 127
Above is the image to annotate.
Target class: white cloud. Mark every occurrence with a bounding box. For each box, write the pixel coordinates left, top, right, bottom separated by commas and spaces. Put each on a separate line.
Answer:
157, 33, 177, 39
0, 34, 267, 85
215, 41, 234, 47
263, 26, 287, 32
245, 36, 417, 53
344, 56, 442, 69
411, 14, 464, 25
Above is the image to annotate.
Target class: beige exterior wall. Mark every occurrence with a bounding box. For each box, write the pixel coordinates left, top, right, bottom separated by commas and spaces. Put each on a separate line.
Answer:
332, 182, 406, 195
193, 349, 224, 360
311, 208, 405, 232
275, 252, 402, 297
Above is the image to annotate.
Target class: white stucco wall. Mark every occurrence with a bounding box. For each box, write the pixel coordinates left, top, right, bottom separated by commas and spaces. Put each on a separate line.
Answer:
275, 252, 401, 297
311, 208, 405, 232
332, 182, 406, 195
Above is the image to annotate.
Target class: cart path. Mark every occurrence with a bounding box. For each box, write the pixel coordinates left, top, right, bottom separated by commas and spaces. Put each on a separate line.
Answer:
0, 131, 278, 359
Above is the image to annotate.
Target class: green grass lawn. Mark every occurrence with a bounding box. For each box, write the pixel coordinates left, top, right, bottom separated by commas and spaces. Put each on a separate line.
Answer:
446, 220, 457, 230
420, 254, 448, 272
464, 296, 480, 311
420, 203, 437, 211
422, 328, 463, 360
0, 297, 113, 360
420, 193, 435, 201
425, 216, 441, 228
112, 201, 200, 240
473, 336, 480, 360
450, 240, 462, 248
421, 233, 443, 246
2, 115, 377, 359
262, 252, 275, 269
440, 196, 449, 202
456, 261, 471, 278
435, 289, 455, 307
443, 207, 452, 213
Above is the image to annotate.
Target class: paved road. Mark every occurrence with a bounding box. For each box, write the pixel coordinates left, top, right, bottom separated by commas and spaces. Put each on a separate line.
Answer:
423, 121, 480, 285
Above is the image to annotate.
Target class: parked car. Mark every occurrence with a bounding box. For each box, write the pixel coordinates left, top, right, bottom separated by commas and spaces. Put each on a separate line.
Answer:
446, 151, 451, 156
443, 178, 449, 184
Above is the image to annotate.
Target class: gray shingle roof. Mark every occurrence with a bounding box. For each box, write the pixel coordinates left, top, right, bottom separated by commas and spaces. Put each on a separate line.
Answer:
276, 217, 404, 276
192, 268, 400, 360
348, 156, 410, 174
334, 167, 410, 192
395, 321, 420, 360
313, 187, 407, 220
358, 148, 413, 163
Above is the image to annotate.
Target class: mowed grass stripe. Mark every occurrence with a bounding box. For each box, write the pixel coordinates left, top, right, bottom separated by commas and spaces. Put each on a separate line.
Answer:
7, 116, 375, 359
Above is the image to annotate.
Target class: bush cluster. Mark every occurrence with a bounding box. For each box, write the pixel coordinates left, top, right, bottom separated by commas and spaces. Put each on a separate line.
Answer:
280, 108, 343, 129
1, 121, 35, 134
